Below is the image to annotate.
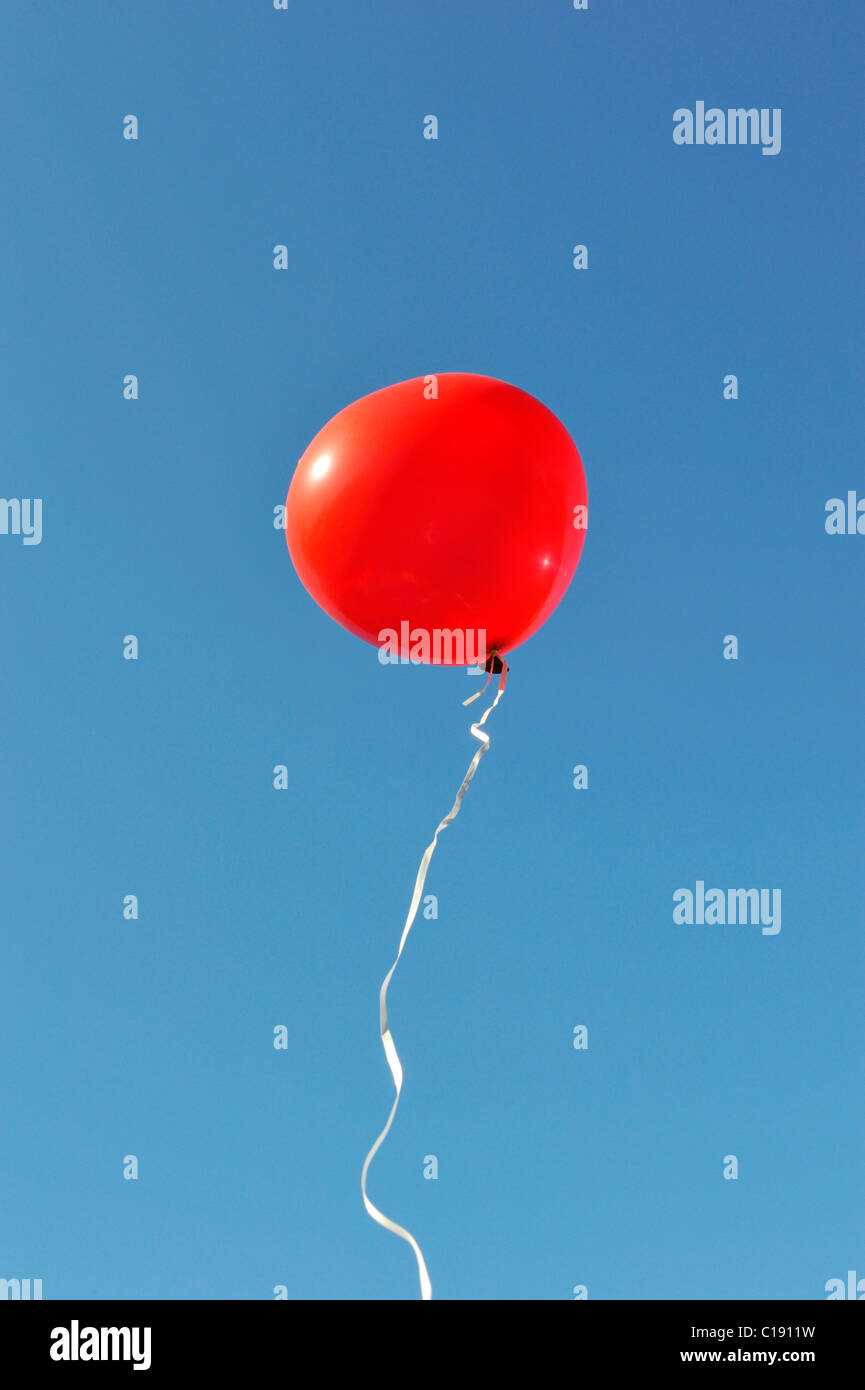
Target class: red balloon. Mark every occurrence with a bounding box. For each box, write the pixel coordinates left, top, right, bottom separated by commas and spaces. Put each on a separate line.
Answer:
285, 373, 588, 662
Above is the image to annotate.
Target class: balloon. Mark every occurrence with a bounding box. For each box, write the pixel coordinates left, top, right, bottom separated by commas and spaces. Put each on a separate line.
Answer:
285, 373, 588, 662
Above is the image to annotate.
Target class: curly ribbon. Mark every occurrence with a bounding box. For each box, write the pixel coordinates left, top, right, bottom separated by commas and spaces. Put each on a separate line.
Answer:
361, 656, 509, 1300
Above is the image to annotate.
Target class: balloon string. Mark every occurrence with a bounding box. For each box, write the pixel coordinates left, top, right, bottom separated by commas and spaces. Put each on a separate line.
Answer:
361, 657, 509, 1300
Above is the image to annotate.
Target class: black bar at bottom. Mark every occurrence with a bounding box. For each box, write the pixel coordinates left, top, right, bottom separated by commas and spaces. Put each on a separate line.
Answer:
0, 1298, 859, 1376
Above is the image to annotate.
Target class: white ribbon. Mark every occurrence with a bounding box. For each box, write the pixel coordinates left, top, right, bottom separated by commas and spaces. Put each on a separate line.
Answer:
361, 661, 508, 1300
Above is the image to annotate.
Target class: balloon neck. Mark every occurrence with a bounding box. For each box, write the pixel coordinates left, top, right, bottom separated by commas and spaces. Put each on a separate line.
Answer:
463, 650, 508, 707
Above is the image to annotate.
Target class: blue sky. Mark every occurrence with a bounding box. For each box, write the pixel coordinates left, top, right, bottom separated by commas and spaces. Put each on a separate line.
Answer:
1, 0, 862, 1300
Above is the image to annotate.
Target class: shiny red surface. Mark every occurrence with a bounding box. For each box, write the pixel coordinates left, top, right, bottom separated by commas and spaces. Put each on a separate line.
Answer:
285, 373, 588, 661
